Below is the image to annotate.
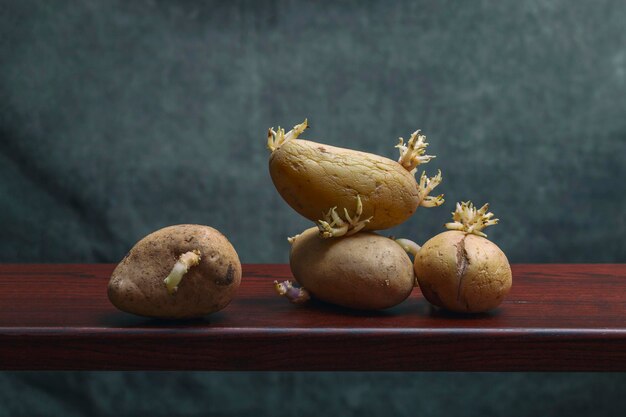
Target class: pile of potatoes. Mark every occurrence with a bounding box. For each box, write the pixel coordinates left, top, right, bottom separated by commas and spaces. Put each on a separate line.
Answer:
106, 118, 511, 320
269, 119, 511, 313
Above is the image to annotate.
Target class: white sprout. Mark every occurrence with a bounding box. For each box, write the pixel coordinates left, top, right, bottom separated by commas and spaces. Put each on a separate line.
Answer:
317, 195, 373, 238
394, 238, 421, 258
416, 169, 445, 208
163, 250, 202, 295
267, 119, 308, 151
396, 129, 435, 174
445, 201, 499, 237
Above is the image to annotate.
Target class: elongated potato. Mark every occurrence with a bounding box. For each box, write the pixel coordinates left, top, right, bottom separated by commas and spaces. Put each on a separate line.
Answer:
288, 227, 415, 310
271, 139, 417, 230
268, 120, 444, 237
108, 224, 241, 319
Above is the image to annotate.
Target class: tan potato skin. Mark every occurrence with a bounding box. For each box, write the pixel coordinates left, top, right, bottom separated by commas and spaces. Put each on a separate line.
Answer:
413, 230, 512, 313
270, 139, 419, 231
108, 224, 242, 319
290, 227, 415, 310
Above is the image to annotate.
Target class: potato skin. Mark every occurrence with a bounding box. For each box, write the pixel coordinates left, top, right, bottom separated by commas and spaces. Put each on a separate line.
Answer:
270, 139, 419, 231
108, 224, 242, 319
413, 230, 512, 313
289, 227, 415, 310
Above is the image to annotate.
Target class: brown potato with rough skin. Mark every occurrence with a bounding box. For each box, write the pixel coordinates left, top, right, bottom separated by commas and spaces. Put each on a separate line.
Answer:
414, 230, 512, 313
289, 227, 415, 310
270, 139, 419, 231
108, 224, 241, 319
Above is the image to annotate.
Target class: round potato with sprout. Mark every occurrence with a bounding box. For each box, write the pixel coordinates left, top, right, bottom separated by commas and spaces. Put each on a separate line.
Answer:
277, 227, 415, 310
413, 202, 512, 313
267, 119, 444, 238
108, 224, 242, 319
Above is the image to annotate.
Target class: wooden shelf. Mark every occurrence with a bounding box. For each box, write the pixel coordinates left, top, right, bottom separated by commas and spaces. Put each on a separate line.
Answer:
1, 264, 624, 371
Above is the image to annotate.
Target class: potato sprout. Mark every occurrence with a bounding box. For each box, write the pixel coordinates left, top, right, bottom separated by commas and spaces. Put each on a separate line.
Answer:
395, 129, 435, 173
163, 250, 202, 295
445, 201, 499, 237
317, 195, 373, 238
395, 238, 421, 258
267, 119, 308, 151
274, 280, 310, 304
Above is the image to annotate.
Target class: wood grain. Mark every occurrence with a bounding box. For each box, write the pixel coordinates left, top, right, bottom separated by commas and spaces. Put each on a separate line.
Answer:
0, 264, 624, 371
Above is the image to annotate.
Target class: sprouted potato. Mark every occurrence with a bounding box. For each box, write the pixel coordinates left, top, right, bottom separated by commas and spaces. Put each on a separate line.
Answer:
108, 224, 242, 319
412, 202, 512, 313
267, 119, 444, 237
276, 227, 415, 310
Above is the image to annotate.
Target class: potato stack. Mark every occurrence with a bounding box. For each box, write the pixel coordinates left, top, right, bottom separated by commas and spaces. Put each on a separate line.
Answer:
267, 119, 445, 310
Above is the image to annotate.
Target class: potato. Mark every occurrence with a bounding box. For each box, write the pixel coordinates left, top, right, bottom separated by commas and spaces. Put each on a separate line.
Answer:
413, 203, 512, 313
108, 224, 242, 319
267, 120, 444, 237
288, 227, 415, 310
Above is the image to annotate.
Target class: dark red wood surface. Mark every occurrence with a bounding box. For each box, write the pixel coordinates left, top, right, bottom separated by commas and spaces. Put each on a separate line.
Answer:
0, 264, 624, 371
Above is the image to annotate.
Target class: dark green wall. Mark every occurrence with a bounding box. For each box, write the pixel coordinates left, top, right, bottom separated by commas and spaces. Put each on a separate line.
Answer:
1, 0, 624, 264
0, 372, 625, 417
1, 1, 625, 416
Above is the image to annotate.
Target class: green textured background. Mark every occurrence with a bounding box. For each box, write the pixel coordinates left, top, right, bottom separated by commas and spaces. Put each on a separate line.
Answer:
1, 0, 625, 416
